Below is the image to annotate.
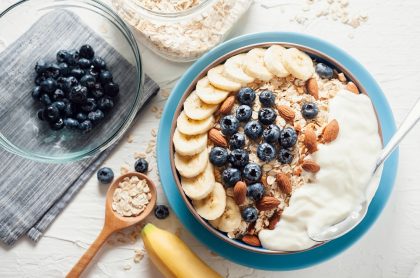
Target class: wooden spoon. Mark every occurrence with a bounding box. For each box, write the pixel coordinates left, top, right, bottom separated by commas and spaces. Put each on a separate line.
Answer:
67, 172, 157, 278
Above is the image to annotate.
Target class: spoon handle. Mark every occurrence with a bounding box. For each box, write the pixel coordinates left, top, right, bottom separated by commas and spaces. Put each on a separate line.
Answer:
66, 226, 113, 278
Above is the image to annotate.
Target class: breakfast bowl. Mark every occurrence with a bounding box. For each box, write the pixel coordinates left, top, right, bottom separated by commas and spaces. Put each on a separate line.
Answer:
0, 0, 143, 163
157, 32, 398, 270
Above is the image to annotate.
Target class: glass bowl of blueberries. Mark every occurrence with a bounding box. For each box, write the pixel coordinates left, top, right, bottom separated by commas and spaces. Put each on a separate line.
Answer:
0, 0, 143, 163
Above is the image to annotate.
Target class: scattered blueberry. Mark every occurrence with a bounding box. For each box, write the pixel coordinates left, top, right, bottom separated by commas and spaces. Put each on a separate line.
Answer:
242, 207, 258, 222
134, 158, 149, 173
247, 183, 265, 201
69, 85, 88, 104
257, 143, 276, 162
278, 149, 294, 164
78, 58, 91, 69
259, 90, 275, 107
76, 112, 87, 122
154, 205, 170, 219
104, 82, 119, 97
229, 149, 249, 168
315, 63, 334, 79
209, 147, 229, 167
50, 118, 64, 130
258, 108, 277, 125
242, 163, 262, 184
79, 120, 93, 132
32, 86, 41, 100
81, 98, 97, 112
263, 124, 281, 143
279, 127, 297, 148
97, 167, 114, 184
92, 57, 106, 70
222, 168, 241, 187
229, 133, 246, 150
79, 44, 95, 60
40, 78, 57, 93
98, 97, 114, 111
237, 87, 256, 105
64, 118, 80, 129
235, 105, 252, 122
301, 102, 319, 119
100, 70, 113, 83
88, 109, 104, 122
244, 121, 263, 140
219, 115, 239, 136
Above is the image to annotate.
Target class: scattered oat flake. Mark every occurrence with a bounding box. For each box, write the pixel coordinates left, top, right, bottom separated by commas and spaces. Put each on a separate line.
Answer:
127, 135, 134, 143
123, 264, 131, 271
120, 164, 130, 175
133, 249, 145, 263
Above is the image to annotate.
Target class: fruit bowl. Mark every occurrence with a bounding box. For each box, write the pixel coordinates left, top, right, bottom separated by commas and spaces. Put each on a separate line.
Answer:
157, 32, 398, 269
0, 0, 143, 163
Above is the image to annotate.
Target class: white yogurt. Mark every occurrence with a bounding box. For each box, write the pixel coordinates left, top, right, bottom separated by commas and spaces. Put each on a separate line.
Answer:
259, 90, 382, 251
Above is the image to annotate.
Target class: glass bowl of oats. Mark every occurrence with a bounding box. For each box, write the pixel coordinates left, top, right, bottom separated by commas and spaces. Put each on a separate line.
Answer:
111, 0, 252, 62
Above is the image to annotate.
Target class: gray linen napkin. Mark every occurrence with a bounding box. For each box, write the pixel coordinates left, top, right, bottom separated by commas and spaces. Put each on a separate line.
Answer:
0, 10, 159, 245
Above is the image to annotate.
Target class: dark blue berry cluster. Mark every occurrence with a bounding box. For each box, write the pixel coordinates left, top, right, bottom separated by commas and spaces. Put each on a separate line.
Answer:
32, 45, 118, 132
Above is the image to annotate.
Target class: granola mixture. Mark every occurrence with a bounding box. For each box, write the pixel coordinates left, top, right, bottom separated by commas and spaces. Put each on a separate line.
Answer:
135, 0, 202, 13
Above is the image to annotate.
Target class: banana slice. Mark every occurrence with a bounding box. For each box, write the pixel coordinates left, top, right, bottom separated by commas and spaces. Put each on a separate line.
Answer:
177, 111, 214, 136
282, 47, 314, 81
243, 48, 274, 81
209, 197, 241, 233
196, 77, 230, 105
264, 45, 290, 77
173, 128, 207, 156
184, 91, 219, 120
174, 149, 209, 178
207, 65, 242, 91
192, 182, 226, 220
224, 54, 255, 84
181, 163, 215, 200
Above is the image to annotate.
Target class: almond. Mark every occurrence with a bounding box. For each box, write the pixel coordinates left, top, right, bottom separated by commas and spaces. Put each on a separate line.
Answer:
208, 128, 228, 147
346, 82, 359, 94
276, 105, 295, 122
276, 173, 292, 194
268, 211, 282, 230
241, 235, 261, 247
256, 196, 280, 211
219, 95, 235, 114
306, 78, 319, 100
322, 119, 339, 143
302, 160, 320, 173
304, 128, 318, 153
233, 181, 247, 205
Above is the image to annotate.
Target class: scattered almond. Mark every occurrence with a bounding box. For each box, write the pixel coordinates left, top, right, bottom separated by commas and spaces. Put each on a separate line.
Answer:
276, 173, 292, 194
306, 78, 319, 100
304, 128, 318, 153
276, 105, 295, 122
241, 235, 261, 247
233, 181, 247, 205
208, 128, 228, 147
268, 211, 282, 230
346, 82, 359, 94
302, 160, 320, 173
323, 119, 339, 143
219, 95, 235, 114
256, 196, 280, 211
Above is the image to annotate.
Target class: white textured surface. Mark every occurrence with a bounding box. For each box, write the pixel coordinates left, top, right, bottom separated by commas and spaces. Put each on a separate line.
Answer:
1, 0, 420, 277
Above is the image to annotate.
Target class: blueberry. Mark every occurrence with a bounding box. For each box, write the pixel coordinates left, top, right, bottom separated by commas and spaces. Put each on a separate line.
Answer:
35, 60, 48, 74
315, 63, 334, 79
257, 143, 276, 162
259, 90, 275, 107
64, 103, 74, 117
64, 118, 80, 129
209, 147, 228, 167
104, 82, 119, 97
78, 58, 91, 69
52, 89, 65, 101
97, 97, 114, 111
37, 109, 45, 121
69, 85, 88, 104
301, 102, 319, 119
134, 158, 149, 173
80, 74, 96, 89
242, 163, 262, 184
263, 124, 281, 143
258, 108, 277, 125
242, 207, 258, 223
279, 127, 297, 148
50, 118, 64, 130
99, 70, 113, 83
244, 121, 263, 140
97, 167, 114, 184
76, 112, 87, 122
89, 68, 100, 78
278, 149, 293, 164
44, 105, 60, 122
88, 109, 104, 122
92, 57, 107, 70
154, 205, 170, 219
79, 44, 95, 60
91, 88, 105, 99
70, 68, 85, 79
52, 101, 66, 111
66, 49, 79, 66
56, 76, 67, 90
220, 115, 239, 136
222, 168, 241, 187
56, 50, 69, 63
40, 94, 52, 106
35, 75, 46, 86
229, 133, 246, 150
46, 63, 61, 79
40, 78, 57, 93
237, 87, 256, 105
32, 86, 41, 100
235, 105, 252, 122
79, 120, 93, 132
58, 63, 70, 76
81, 98, 97, 112
229, 149, 249, 168
247, 183, 265, 201
63, 76, 78, 92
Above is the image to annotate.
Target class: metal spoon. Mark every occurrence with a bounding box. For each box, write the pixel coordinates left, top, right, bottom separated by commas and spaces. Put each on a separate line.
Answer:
66, 172, 157, 278
308, 98, 420, 242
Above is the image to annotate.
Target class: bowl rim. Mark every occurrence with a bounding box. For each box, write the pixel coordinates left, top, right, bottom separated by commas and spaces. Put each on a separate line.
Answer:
0, 0, 144, 163
168, 41, 384, 255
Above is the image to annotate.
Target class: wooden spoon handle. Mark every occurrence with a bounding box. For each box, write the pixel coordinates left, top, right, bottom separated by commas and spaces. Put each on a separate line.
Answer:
66, 226, 113, 278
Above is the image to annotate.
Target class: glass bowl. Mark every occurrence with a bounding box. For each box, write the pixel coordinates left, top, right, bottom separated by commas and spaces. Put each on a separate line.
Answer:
0, 0, 143, 163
